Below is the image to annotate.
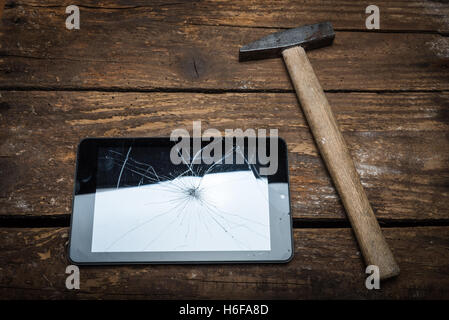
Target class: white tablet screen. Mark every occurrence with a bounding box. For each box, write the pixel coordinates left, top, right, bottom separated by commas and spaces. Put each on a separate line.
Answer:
91, 146, 271, 252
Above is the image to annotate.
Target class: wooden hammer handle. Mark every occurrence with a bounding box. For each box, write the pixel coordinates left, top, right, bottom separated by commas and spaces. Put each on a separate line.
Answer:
282, 46, 399, 280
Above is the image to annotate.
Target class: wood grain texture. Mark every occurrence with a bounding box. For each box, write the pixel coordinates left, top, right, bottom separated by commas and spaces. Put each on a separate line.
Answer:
283, 46, 399, 279
0, 227, 448, 299
0, 0, 448, 300
5, 0, 449, 33
0, 91, 448, 220
0, 0, 4, 19
1, 4, 448, 91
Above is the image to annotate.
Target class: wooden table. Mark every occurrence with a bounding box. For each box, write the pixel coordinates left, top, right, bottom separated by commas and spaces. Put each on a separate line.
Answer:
0, 0, 448, 299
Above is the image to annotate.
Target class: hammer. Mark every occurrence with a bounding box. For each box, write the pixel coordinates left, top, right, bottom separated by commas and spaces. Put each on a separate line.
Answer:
240, 22, 400, 280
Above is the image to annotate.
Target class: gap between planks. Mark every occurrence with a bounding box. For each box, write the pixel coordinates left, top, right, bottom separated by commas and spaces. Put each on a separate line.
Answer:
1, 215, 449, 229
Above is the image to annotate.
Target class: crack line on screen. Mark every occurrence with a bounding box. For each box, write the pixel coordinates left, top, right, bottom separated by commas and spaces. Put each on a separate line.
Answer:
97, 144, 270, 252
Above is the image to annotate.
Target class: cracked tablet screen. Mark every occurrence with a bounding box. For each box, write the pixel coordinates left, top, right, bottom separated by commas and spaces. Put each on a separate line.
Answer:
91, 143, 271, 252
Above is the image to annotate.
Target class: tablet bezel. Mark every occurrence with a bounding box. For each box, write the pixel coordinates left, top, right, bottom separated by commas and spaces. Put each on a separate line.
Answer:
69, 137, 293, 264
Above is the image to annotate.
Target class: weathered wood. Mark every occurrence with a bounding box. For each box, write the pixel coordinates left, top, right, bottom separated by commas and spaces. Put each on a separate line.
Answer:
1, 91, 448, 220
1, 0, 447, 301
6, 0, 449, 33
0, 226, 448, 299
1, 5, 448, 91
0, 0, 4, 19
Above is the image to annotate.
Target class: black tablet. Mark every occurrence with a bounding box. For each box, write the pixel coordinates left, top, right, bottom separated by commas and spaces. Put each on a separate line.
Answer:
69, 137, 293, 264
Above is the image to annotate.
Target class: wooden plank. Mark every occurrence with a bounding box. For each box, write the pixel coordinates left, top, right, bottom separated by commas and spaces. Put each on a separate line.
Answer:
1, 5, 448, 91
0, 226, 448, 299
1, 91, 448, 220
6, 0, 449, 33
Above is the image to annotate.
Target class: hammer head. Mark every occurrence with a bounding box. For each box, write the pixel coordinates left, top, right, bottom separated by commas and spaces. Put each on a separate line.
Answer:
239, 22, 335, 61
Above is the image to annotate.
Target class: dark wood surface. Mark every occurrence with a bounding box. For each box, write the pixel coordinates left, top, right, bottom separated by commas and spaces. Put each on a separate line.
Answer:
1, 91, 448, 221
0, 0, 448, 299
1, 2, 449, 91
1, 227, 448, 299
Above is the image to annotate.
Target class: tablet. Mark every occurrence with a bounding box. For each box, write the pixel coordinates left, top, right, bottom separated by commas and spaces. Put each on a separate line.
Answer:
69, 137, 293, 264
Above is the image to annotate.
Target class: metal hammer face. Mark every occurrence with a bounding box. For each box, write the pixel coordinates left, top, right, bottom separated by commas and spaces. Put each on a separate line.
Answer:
239, 22, 335, 61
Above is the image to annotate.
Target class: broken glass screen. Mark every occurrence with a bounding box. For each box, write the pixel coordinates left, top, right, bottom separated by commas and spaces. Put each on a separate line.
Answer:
90, 141, 271, 252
